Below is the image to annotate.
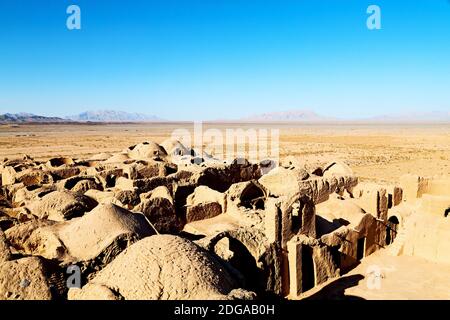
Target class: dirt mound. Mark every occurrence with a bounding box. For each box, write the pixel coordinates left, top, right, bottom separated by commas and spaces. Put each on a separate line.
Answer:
69, 235, 253, 300
127, 142, 167, 161
160, 138, 191, 158
5, 219, 53, 243
7, 204, 156, 264
25, 190, 97, 221
0, 257, 53, 300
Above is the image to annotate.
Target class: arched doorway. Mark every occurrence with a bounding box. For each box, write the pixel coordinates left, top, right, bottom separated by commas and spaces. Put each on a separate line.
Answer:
226, 238, 261, 291
239, 183, 266, 210
385, 216, 399, 245
290, 200, 302, 234
287, 194, 314, 237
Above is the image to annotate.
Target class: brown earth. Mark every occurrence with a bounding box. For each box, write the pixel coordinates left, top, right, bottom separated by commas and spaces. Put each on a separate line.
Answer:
1, 122, 449, 184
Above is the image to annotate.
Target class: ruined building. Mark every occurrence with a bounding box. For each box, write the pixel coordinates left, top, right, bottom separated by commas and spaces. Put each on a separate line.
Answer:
0, 139, 448, 300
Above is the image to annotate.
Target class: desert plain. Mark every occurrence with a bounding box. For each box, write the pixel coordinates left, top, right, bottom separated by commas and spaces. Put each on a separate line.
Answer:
1, 122, 449, 183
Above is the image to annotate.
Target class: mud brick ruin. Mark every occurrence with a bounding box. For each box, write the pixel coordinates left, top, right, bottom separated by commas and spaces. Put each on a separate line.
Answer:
0, 140, 449, 300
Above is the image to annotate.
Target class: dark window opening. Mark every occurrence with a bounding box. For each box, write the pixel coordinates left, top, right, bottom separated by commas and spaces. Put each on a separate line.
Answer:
105, 175, 116, 188
240, 184, 265, 210
291, 216, 302, 233
445, 208, 449, 218
49, 157, 73, 167
166, 165, 177, 175
387, 194, 393, 209
386, 216, 399, 245
174, 185, 196, 219
356, 237, 365, 260
228, 239, 261, 291
276, 207, 282, 244
330, 246, 341, 271
37, 190, 55, 198
291, 201, 303, 233
388, 216, 399, 224
386, 226, 392, 245
301, 245, 315, 292
26, 185, 40, 191
253, 198, 265, 210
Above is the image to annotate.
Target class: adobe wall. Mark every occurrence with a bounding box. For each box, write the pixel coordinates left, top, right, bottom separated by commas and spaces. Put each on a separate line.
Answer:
397, 175, 450, 265
400, 174, 450, 201
402, 213, 450, 265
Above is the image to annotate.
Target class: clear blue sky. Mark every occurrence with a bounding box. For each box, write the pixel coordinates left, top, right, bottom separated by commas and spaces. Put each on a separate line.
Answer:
0, 0, 449, 120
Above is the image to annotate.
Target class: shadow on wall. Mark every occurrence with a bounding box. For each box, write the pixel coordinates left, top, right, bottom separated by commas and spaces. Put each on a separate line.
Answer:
304, 274, 365, 300
315, 215, 350, 237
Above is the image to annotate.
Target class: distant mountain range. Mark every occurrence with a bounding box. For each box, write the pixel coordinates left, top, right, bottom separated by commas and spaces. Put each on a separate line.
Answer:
1, 109, 449, 123
0, 113, 66, 123
66, 110, 164, 122
241, 110, 336, 122
0, 110, 163, 123
241, 109, 450, 123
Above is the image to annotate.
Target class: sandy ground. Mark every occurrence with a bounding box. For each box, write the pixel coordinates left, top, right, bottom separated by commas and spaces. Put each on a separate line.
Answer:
298, 249, 450, 300
1, 122, 449, 184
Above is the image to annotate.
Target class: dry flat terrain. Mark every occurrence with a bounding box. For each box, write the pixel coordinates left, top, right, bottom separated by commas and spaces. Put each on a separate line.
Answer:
1, 121, 449, 300
1, 122, 449, 184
